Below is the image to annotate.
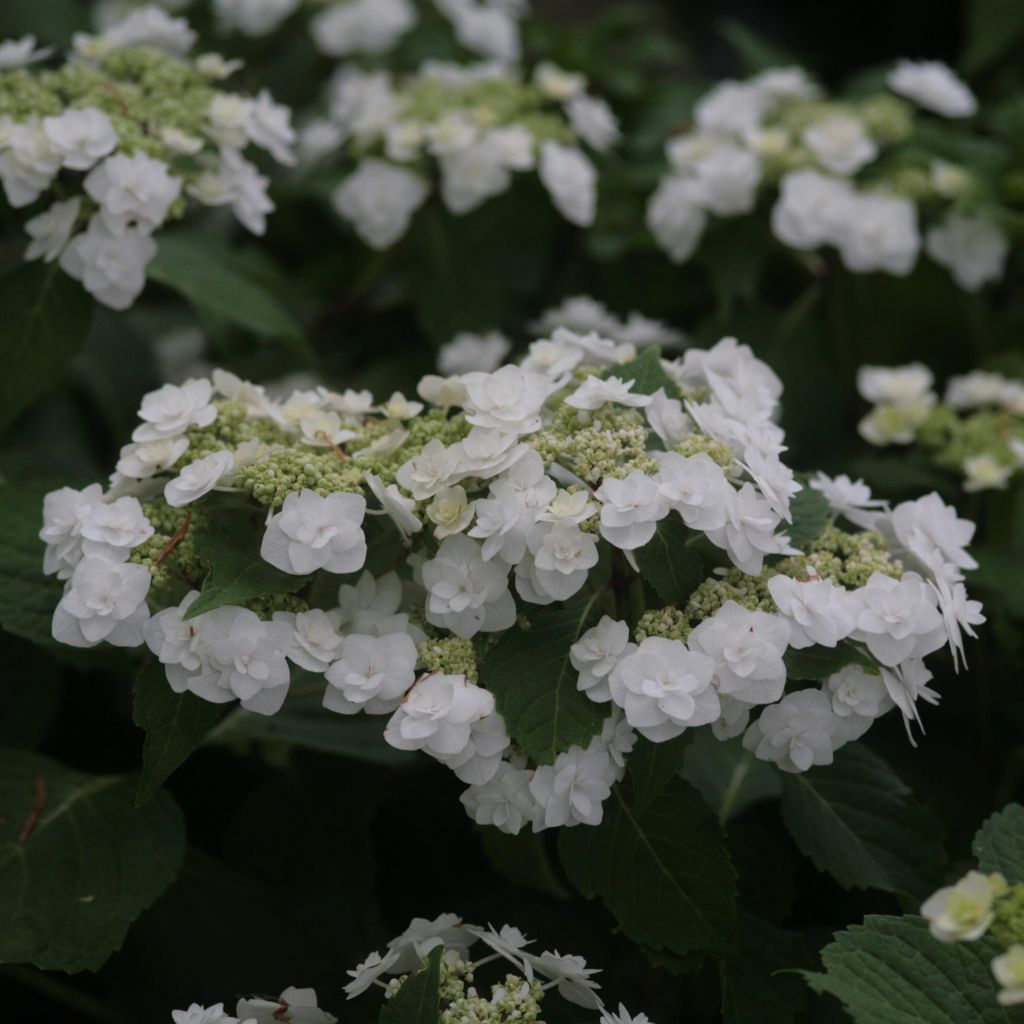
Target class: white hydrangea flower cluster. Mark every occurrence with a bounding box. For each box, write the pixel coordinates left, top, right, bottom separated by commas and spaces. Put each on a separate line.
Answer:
174, 914, 652, 1023
920, 868, 1024, 1007
646, 62, 1011, 291
0, 5, 295, 309
41, 326, 982, 833
312, 60, 617, 248
857, 363, 1024, 492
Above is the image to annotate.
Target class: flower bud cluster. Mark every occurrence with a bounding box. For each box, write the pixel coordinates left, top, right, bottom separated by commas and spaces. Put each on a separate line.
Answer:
0, 7, 294, 308
857, 363, 1024, 492
646, 62, 1012, 290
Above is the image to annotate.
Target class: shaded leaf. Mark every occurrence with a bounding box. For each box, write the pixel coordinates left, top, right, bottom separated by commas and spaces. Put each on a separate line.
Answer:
634, 516, 704, 605
628, 733, 692, 813
479, 827, 569, 900
973, 803, 1024, 884
784, 486, 831, 548
682, 731, 781, 823
783, 641, 874, 681
379, 945, 443, 1024
602, 345, 680, 398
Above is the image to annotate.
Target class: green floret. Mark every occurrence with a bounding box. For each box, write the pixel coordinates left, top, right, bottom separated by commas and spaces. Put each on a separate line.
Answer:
349, 409, 472, 485
992, 882, 1024, 948
857, 94, 914, 143
635, 606, 691, 642
245, 592, 309, 620
672, 434, 736, 468
177, 401, 291, 466
417, 635, 479, 682
777, 524, 903, 587
919, 407, 1024, 475
129, 500, 208, 599
682, 567, 778, 626
235, 448, 366, 506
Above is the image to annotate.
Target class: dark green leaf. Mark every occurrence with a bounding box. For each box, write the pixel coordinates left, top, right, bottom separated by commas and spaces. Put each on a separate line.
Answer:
962, 0, 1024, 75
682, 731, 781, 822
379, 945, 443, 1024
784, 486, 831, 548
187, 505, 310, 619
634, 516, 704, 605
0, 750, 185, 972
479, 827, 569, 900
783, 641, 874, 681
559, 779, 738, 955
973, 803, 1024, 883
628, 733, 692, 813
132, 662, 224, 806
0, 262, 93, 437
481, 594, 606, 764
602, 345, 680, 398
718, 18, 798, 72
804, 915, 1011, 1023
780, 743, 945, 898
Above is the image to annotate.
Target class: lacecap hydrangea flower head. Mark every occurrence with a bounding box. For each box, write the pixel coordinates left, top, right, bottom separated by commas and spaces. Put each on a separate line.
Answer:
41, 316, 983, 835
856, 363, 1024, 492
305, 59, 618, 248
0, 4, 295, 309
646, 62, 1013, 291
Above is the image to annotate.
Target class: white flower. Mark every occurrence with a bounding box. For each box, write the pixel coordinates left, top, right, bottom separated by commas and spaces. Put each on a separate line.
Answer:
236, 986, 335, 1024
59, 218, 156, 310
311, 0, 417, 56
600, 1005, 653, 1024
214, 0, 302, 36
191, 149, 275, 236
245, 88, 296, 166
767, 574, 856, 649
594, 470, 669, 550
992, 946, 1024, 1006
850, 571, 945, 667
930, 575, 985, 670
460, 760, 538, 835
920, 870, 1002, 941
461, 365, 553, 435
82, 5, 197, 56
530, 295, 621, 338
857, 363, 935, 406
925, 214, 1008, 291
42, 107, 117, 171
336, 571, 419, 638
538, 142, 597, 227
646, 175, 707, 263
683, 139, 762, 215
343, 949, 400, 998
879, 658, 939, 741
963, 453, 1013, 492
742, 689, 841, 773
655, 452, 730, 531
273, 608, 344, 673
439, 137, 512, 214
608, 637, 719, 741
0, 119, 61, 208
446, 2, 520, 62
387, 913, 472, 972
770, 169, 853, 251
164, 450, 234, 507
426, 486, 475, 539
0, 35, 52, 69
171, 1004, 238, 1024
332, 160, 429, 250
571, 616, 630, 703
529, 745, 614, 829
84, 152, 182, 235
809, 472, 887, 530
40, 483, 103, 577
824, 665, 893, 745
566, 95, 620, 152
24, 197, 81, 263
537, 489, 597, 526
419, 373, 466, 410
395, 439, 462, 500
533, 62, 586, 101
887, 59, 977, 118
52, 555, 151, 649
802, 115, 877, 176
944, 370, 1011, 410
705, 482, 792, 575
524, 949, 602, 1008
365, 473, 423, 540
438, 331, 511, 375
324, 632, 417, 714
453, 427, 529, 479
837, 193, 921, 276
131, 381, 213, 448
421, 535, 515, 638
694, 80, 766, 135
516, 521, 598, 604
78, 495, 154, 557
880, 492, 978, 577
689, 601, 791, 705
565, 375, 652, 410
261, 490, 366, 576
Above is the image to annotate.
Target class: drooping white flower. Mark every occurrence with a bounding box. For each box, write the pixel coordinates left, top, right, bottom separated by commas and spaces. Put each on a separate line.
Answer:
646, 175, 707, 263
529, 745, 614, 829
365, 472, 423, 540
600, 1004, 653, 1024
920, 870, 1002, 942
59, 218, 157, 310
273, 608, 344, 673
565, 375, 652, 411
801, 115, 878, 176
515, 520, 599, 604
0, 35, 52, 70
24, 197, 81, 263
879, 658, 939, 741
524, 948, 603, 1009
245, 88, 297, 166
566, 94, 620, 152
438, 331, 512, 375
332, 159, 429, 249
925, 214, 1008, 292
84, 151, 182, 235
78, 495, 154, 559
460, 759, 538, 835
164, 450, 235, 507
809, 472, 887, 530
421, 534, 515, 638
930, 575, 985, 670
887, 59, 977, 118
655, 452, 731, 532
51, 555, 151, 648
343, 949, 400, 998
594, 470, 669, 550
236, 986, 336, 1024
767, 573, 856, 649
261, 489, 367, 575
742, 689, 841, 773
324, 631, 417, 714
571, 616, 631, 703
538, 141, 597, 227
880, 492, 978, 577
133, 378, 216, 443
850, 570, 946, 667
43, 107, 118, 171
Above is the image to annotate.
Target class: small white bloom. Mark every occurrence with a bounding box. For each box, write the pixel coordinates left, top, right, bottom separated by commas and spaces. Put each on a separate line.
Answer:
566, 94, 620, 152
52, 555, 151, 649
261, 489, 367, 575
742, 689, 841, 773
461, 365, 554, 435
836, 192, 921, 276
992, 945, 1024, 1006
920, 870, 1002, 942
133, 378, 216, 443
925, 214, 1008, 292
809, 472, 887, 530
963, 453, 1013, 492
850, 571, 946, 667
646, 175, 707, 263
460, 760, 538, 835
43, 107, 117, 171
164, 450, 235, 507
571, 616, 631, 703
84, 152, 182, 235
324, 631, 417, 714
887, 59, 977, 118
438, 331, 511, 375
529, 745, 614, 829
332, 159, 428, 250
802, 115, 877, 176
516, 520, 598, 604
343, 949, 400, 998
365, 473, 423, 540
24, 197, 81, 263
214, 0, 302, 36
767, 574, 856, 649
0, 35, 52, 70
59, 218, 156, 310
539, 141, 597, 227
274, 608, 344, 673
426, 486, 475, 539
594, 470, 669, 551
236, 986, 335, 1024
770, 169, 853, 251
565, 375, 652, 411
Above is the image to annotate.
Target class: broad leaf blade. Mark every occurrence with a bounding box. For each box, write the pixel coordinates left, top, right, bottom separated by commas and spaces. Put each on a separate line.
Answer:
783, 486, 831, 548
682, 731, 781, 823
601, 345, 680, 397
634, 517, 704, 605
783, 641, 874, 681
973, 803, 1024, 883
628, 733, 691, 813
379, 945, 443, 1024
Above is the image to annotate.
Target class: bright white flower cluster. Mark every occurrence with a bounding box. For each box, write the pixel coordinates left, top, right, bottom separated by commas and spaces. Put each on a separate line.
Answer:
646, 62, 1010, 290
41, 326, 982, 833
0, 6, 294, 309
857, 363, 1024, 492
920, 869, 1024, 1007
312, 60, 616, 248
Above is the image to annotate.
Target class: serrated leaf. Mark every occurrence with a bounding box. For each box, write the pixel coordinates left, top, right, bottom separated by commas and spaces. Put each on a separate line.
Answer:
601, 345, 680, 398
628, 733, 691, 813
634, 516, 704, 605
148, 232, 303, 342
0, 750, 185, 972
481, 594, 606, 764
783, 486, 831, 548
132, 662, 224, 806
0, 479, 65, 647
973, 803, 1024, 883
780, 743, 945, 898
379, 945, 443, 1024
804, 915, 1012, 1023
0, 261, 93, 438
559, 779, 737, 955
186, 505, 310, 619
682, 731, 781, 823
783, 641, 874, 681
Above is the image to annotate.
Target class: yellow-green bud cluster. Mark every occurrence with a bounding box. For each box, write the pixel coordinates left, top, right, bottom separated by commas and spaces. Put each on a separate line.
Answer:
992, 882, 1024, 949
351, 409, 472, 486
178, 401, 290, 466
672, 434, 736, 469
778, 525, 903, 588
635, 606, 691, 642
918, 405, 1024, 477
246, 592, 309, 619
417, 635, 479, 682
235, 448, 365, 507
682, 567, 778, 625
129, 500, 207, 596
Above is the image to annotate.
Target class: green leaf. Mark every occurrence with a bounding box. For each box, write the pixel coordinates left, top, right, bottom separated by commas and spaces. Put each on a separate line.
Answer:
559, 779, 738, 955
148, 232, 303, 342
0, 262, 93, 438
682, 731, 781, 823
717, 18, 798, 72
780, 743, 945, 898
481, 594, 606, 764
634, 516, 704, 605
132, 663, 224, 806
379, 945, 443, 1024
973, 804, 1024, 883
479, 827, 569, 900
187, 505, 310, 619
783, 641, 874, 681
784, 486, 831, 548
0, 750, 185, 972
601, 345, 679, 398
804, 915, 1011, 1023
962, 0, 1024, 75
206, 693, 415, 766
628, 733, 692, 813
0, 479, 65, 647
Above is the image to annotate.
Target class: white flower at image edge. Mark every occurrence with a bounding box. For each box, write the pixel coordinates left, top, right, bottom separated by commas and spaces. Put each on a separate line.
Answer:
261, 488, 367, 575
